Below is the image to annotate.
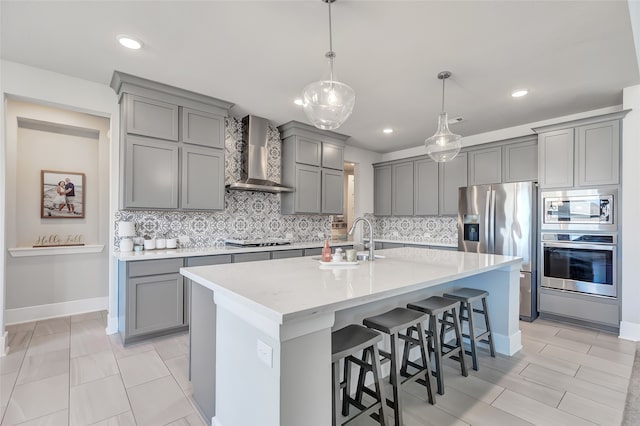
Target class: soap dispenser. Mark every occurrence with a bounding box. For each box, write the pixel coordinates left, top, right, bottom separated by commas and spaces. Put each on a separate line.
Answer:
321, 239, 332, 262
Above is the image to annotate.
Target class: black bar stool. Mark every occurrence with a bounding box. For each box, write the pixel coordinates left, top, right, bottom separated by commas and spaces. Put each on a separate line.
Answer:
443, 288, 495, 371
407, 296, 468, 395
362, 307, 436, 426
332, 324, 390, 426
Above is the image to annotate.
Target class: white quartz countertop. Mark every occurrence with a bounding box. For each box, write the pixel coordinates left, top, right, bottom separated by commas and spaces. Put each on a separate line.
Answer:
181, 247, 521, 323
113, 240, 354, 261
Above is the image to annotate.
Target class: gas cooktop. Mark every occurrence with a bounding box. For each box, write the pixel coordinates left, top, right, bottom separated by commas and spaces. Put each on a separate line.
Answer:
224, 238, 292, 247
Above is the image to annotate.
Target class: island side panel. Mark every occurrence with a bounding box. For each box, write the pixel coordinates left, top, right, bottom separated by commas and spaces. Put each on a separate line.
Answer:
214, 303, 282, 426
190, 282, 216, 425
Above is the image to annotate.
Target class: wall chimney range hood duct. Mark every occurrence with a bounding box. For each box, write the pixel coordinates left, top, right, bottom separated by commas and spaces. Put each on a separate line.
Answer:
226, 115, 294, 193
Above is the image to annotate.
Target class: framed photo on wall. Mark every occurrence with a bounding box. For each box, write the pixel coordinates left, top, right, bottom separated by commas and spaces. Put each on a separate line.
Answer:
41, 170, 85, 219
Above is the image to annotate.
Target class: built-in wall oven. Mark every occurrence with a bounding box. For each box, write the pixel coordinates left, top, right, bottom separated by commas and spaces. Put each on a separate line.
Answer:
541, 233, 617, 297
541, 188, 616, 231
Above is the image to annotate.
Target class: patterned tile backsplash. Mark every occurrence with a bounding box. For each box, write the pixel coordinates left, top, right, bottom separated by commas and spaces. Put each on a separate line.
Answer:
115, 117, 331, 249
114, 116, 458, 249
368, 214, 458, 246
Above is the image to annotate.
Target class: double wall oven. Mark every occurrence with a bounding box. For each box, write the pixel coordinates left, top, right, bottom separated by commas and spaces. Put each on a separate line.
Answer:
540, 188, 618, 298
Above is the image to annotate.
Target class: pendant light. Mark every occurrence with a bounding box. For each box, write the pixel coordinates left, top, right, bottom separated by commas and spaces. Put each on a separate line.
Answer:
425, 71, 462, 162
302, 0, 355, 131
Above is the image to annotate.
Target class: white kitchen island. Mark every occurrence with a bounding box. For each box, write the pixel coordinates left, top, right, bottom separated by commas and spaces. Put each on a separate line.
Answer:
180, 247, 522, 426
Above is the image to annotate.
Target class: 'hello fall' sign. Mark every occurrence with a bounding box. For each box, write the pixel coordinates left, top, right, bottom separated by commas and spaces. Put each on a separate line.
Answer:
34, 234, 85, 247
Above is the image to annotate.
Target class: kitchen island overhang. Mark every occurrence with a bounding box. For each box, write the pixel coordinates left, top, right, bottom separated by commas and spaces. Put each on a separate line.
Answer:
181, 247, 523, 426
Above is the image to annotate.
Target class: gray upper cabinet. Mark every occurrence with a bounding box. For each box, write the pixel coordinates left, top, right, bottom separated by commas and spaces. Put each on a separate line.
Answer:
538, 128, 575, 189
576, 120, 620, 186
439, 152, 468, 216
278, 121, 349, 215
414, 158, 439, 216
295, 136, 322, 166
181, 145, 225, 210
180, 107, 225, 149
322, 142, 344, 170
126, 94, 179, 141
534, 112, 626, 190
468, 147, 502, 185
124, 135, 179, 209
291, 164, 322, 214
503, 140, 538, 182
322, 169, 344, 214
391, 161, 414, 215
111, 71, 233, 210
374, 165, 392, 216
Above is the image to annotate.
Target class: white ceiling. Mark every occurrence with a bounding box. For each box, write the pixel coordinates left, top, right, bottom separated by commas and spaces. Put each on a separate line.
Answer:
1, 1, 638, 153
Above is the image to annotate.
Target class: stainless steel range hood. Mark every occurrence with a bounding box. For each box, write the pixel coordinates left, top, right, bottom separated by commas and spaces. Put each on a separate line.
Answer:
226, 115, 293, 193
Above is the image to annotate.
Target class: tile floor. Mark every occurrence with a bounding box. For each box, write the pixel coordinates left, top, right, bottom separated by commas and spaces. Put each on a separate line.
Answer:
1, 312, 637, 426
1, 311, 204, 426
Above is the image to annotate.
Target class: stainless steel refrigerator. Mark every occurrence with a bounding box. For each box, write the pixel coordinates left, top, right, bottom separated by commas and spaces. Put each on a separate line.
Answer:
458, 182, 538, 321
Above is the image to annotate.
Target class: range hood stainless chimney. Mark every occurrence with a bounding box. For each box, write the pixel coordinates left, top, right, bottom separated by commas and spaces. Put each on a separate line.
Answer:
225, 115, 293, 193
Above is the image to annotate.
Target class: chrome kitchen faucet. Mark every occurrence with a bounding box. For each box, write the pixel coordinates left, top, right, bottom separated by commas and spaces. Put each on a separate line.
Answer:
348, 217, 375, 261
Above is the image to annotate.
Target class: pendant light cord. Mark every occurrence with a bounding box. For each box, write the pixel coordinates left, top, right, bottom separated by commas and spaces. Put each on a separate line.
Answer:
327, 0, 335, 81
441, 76, 446, 113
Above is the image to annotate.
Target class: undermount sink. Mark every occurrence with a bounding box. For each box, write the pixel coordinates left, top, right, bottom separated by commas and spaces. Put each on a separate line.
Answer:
356, 252, 385, 261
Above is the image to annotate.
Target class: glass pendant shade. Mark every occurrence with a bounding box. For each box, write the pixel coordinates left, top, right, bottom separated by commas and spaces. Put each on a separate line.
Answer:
302, 0, 355, 131
302, 79, 355, 130
425, 112, 462, 162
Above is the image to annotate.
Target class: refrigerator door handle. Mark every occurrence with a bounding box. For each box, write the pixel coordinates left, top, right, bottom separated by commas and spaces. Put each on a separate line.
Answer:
488, 189, 496, 253
483, 189, 491, 253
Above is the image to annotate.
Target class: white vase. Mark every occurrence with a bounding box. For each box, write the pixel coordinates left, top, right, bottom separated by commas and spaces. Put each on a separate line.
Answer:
120, 238, 134, 252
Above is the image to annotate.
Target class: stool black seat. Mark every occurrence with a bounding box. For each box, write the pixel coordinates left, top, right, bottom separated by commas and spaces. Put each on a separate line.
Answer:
362, 307, 435, 426
407, 296, 468, 395
442, 288, 495, 371
331, 324, 389, 426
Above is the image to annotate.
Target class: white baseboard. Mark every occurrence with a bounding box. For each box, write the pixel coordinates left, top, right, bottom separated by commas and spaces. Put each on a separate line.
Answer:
1, 331, 8, 356
619, 321, 640, 341
4, 296, 108, 325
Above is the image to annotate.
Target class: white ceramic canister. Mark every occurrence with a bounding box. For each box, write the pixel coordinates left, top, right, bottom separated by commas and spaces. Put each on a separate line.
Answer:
166, 238, 177, 249
143, 239, 156, 250
120, 238, 134, 252
155, 238, 166, 249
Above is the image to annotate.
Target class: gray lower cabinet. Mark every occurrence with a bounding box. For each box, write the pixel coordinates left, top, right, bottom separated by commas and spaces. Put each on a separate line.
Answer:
118, 258, 186, 344
181, 145, 225, 210
374, 165, 392, 216
381, 242, 404, 249
391, 162, 414, 216
304, 247, 322, 256
502, 139, 538, 182
539, 288, 619, 328
232, 252, 271, 263
468, 147, 502, 185
414, 158, 439, 216
439, 152, 468, 216
271, 249, 304, 259
124, 135, 179, 209
322, 169, 344, 214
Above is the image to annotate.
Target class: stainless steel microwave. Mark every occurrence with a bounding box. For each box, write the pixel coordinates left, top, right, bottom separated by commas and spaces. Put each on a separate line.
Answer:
541, 189, 616, 231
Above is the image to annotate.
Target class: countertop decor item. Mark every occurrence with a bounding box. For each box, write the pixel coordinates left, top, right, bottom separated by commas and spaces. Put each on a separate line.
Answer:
425, 71, 462, 163
301, 0, 355, 130
118, 221, 136, 252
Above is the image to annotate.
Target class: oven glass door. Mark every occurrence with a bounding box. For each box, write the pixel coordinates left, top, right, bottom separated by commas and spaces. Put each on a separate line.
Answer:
542, 244, 615, 297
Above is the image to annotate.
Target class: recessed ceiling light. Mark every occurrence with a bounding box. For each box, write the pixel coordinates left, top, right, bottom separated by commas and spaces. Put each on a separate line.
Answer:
383, 128, 394, 134
294, 98, 304, 106
118, 35, 142, 50
511, 89, 528, 98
